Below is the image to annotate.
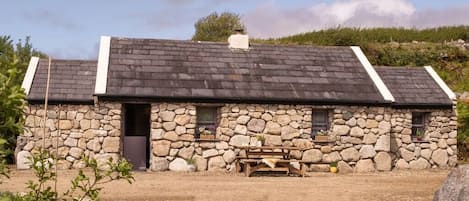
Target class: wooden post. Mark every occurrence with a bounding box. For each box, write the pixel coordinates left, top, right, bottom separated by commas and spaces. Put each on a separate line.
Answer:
42, 57, 52, 149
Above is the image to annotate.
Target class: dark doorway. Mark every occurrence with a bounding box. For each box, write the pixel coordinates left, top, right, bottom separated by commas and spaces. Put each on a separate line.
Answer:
123, 104, 150, 170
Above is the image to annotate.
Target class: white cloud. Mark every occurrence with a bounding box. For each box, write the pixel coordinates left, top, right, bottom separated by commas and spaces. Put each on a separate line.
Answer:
243, 0, 469, 38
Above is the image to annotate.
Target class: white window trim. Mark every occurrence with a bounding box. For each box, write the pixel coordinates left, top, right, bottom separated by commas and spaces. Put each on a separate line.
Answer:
21, 56, 40, 95
424, 66, 456, 100
350, 46, 395, 102
94, 36, 111, 94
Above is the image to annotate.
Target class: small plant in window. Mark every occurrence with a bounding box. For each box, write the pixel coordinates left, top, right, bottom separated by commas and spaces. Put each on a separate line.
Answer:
315, 130, 329, 141
198, 126, 215, 140
416, 129, 425, 141
256, 135, 266, 146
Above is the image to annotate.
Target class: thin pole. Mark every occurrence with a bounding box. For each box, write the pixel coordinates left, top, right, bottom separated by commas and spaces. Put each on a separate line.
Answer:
42, 57, 52, 149
54, 104, 61, 197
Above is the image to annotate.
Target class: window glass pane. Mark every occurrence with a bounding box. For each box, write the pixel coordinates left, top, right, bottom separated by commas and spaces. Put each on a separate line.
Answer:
313, 111, 327, 123
196, 107, 218, 136
197, 107, 216, 122
411, 112, 427, 137
412, 113, 424, 125
312, 110, 329, 136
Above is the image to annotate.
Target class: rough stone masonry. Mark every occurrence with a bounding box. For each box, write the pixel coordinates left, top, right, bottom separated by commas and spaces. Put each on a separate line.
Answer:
16, 102, 457, 173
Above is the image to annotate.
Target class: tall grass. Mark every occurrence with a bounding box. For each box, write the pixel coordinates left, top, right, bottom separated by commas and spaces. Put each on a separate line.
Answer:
256, 26, 469, 46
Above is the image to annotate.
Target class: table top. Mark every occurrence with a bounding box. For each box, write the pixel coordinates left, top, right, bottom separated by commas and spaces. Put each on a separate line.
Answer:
235, 145, 303, 150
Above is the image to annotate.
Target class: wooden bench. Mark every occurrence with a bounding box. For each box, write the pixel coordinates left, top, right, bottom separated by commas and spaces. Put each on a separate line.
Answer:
240, 159, 307, 177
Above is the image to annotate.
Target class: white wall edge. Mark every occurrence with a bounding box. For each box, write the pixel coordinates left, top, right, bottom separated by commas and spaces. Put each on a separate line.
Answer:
94, 36, 111, 94
424, 66, 456, 100
350, 46, 395, 102
21, 56, 40, 95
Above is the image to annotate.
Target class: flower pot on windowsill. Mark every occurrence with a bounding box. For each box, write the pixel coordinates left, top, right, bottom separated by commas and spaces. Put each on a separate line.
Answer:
199, 134, 215, 140
315, 135, 329, 141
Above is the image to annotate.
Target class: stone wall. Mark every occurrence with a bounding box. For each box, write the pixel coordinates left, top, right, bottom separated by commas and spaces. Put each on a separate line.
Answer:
390, 108, 458, 170
149, 103, 395, 173
16, 102, 121, 169
16, 101, 457, 172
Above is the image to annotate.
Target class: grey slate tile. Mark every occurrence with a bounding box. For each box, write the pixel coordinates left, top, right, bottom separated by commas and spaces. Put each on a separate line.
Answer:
28, 59, 96, 103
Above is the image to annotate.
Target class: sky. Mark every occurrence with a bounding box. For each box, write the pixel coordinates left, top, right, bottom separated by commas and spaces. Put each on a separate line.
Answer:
1, 0, 469, 59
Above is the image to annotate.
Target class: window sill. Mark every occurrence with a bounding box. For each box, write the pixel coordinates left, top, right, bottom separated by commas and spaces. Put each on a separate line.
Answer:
194, 139, 221, 142
312, 140, 335, 143
412, 139, 429, 143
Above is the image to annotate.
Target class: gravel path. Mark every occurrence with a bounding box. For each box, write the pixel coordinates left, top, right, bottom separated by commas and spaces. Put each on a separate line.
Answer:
0, 168, 449, 201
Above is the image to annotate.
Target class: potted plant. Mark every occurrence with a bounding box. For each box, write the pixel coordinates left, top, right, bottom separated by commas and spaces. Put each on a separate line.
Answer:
256, 135, 266, 146
315, 130, 329, 141
186, 158, 197, 172
330, 161, 338, 173
416, 129, 424, 141
198, 127, 215, 140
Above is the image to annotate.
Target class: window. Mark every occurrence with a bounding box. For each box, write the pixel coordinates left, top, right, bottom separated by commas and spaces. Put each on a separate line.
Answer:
412, 112, 428, 139
196, 107, 218, 138
312, 109, 330, 137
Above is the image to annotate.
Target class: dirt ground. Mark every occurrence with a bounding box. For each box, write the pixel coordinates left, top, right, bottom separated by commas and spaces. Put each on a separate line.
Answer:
0, 168, 450, 201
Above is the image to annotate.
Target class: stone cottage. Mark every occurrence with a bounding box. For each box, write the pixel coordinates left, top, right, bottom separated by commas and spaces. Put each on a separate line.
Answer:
16, 34, 458, 172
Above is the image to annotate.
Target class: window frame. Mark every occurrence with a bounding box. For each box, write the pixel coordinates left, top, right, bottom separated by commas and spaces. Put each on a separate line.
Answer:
195, 106, 219, 138
411, 112, 428, 140
311, 109, 330, 137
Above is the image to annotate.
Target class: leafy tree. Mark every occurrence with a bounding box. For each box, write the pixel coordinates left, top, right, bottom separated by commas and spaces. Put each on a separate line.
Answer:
192, 12, 246, 42
0, 36, 44, 163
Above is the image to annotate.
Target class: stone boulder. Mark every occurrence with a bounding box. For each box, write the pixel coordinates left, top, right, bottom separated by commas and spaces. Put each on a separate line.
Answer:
247, 119, 265, 132
178, 146, 195, 160
151, 157, 169, 171
264, 135, 282, 146
280, 126, 300, 140
236, 115, 251, 125
302, 149, 323, 162
152, 140, 171, 156
432, 149, 448, 167
223, 150, 236, 163
337, 161, 353, 174
333, 125, 350, 135
395, 159, 410, 169
350, 127, 364, 137
434, 165, 469, 201
102, 137, 120, 153
17, 151, 32, 169
359, 145, 376, 159
169, 158, 188, 171
264, 121, 281, 135
234, 125, 247, 135
355, 159, 375, 173
160, 111, 176, 122
374, 152, 391, 171
202, 149, 219, 158
374, 135, 390, 152
409, 158, 430, 170
340, 147, 360, 162
208, 156, 226, 170
174, 115, 191, 126
229, 135, 250, 146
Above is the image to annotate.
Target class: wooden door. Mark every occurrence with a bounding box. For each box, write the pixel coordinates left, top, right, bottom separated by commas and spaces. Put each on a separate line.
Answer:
123, 104, 150, 170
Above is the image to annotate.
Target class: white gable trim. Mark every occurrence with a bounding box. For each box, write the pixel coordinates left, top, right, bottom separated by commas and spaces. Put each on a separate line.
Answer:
424, 66, 456, 100
94, 36, 111, 94
21, 56, 40, 95
350, 46, 395, 102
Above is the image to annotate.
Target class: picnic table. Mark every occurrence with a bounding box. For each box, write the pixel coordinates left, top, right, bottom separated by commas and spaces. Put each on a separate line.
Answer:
235, 146, 306, 177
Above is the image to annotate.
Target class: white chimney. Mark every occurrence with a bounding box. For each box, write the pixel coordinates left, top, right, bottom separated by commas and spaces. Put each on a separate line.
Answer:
228, 31, 249, 50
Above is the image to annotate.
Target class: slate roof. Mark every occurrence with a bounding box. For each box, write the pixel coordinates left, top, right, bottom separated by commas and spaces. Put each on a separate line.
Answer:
27, 59, 97, 103
375, 66, 452, 106
104, 37, 385, 104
